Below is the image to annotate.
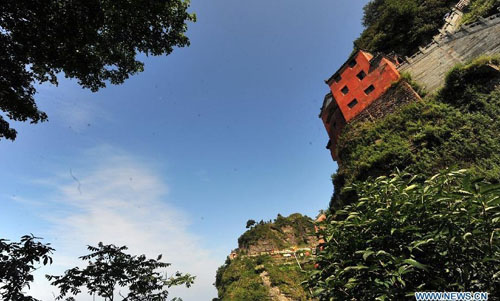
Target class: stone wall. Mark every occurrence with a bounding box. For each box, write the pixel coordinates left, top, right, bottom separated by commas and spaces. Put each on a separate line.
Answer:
398, 13, 500, 92
349, 81, 422, 125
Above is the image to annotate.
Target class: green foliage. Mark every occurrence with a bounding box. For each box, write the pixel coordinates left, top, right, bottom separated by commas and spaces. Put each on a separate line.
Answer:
354, 0, 457, 56
265, 262, 311, 300
246, 219, 256, 229
399, 72, 428, 97
216, 214, 317, 300
238, 222, 286, 250
215, 254, 313, 301
47, 242, 194, 301
0, 235, 54, 301
308, 170, 500, 300
0, 0, 195, 140
332, 57, 500, 208
237, 213, 315, 251
461, 0, 500, 25
215, 256, 270, 300
438, 55, 500, 110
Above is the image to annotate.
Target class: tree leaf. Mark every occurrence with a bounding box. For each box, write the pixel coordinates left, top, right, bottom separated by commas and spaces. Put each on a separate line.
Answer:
403, 259, 428, 271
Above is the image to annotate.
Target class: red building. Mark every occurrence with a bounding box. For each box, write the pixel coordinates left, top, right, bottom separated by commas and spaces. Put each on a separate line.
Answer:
319, 50, 400, 160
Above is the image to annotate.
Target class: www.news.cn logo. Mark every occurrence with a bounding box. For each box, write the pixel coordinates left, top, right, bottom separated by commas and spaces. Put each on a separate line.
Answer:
415, 292, 488, 300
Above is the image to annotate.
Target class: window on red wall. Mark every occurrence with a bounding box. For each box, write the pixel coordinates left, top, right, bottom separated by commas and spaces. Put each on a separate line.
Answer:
341, 85, 349, 95
333, 74, 342, 82
364, 85, 375, 95
356, 70, 366, 80
348, 59, 357, 68
348, 99, 358, 108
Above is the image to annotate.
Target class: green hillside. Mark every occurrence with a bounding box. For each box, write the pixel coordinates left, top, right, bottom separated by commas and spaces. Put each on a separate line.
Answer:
215, 255, 314, 301
238, 213, 316, 253
214, 214, 317, 301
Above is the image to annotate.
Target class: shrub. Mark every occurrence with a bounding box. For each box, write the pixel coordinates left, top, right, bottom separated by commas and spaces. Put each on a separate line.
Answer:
308, 170, 500, 300
461, 0, 500, 25
215, 256, 269, 300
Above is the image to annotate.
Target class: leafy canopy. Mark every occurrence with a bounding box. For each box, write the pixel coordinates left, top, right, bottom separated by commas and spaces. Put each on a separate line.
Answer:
0, 235, 54, 301
47, 242, 195, 301
0, 0, 195, 140
246, 219, 256, 229
308, 170, 500, 300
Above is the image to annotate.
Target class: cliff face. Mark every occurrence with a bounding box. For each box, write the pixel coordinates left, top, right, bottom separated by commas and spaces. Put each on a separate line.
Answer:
214, 214, 318, 301
237, 213, 318, 256
238, 224, 316, 256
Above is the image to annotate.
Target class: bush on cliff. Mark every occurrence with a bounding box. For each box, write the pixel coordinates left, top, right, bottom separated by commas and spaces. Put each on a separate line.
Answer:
308, 170, 500, 300
237, 213, 315, 251
215, 255, 312, 301
215, 257, 269, 301
461, 0, 500, 25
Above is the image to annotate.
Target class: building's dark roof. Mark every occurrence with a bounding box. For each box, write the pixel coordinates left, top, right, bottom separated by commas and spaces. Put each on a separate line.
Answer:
324, 50, 362, 86
324, 49, 399, 86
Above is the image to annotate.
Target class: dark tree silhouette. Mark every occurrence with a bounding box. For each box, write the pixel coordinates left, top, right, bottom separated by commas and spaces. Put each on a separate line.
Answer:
0, 0, 195, 140
245, 219, 256, 229
0, 235, 54, 301
47, 242, 195, 301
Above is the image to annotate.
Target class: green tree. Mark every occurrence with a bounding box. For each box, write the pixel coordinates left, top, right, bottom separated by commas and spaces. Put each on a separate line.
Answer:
354, 0, 456, 56
308, 170, 500, 300
0, 235, 54, 301
47, 242, 194, 301
246, 219, 256, 229
0, 0, 195, 140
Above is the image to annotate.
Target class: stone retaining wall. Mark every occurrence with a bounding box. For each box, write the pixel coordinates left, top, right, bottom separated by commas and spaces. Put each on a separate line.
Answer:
398, 13, 500, 92
349, 81, 422, 125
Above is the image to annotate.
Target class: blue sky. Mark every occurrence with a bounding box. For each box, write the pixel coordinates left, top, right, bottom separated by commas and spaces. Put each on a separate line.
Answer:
0, 0, 368, 299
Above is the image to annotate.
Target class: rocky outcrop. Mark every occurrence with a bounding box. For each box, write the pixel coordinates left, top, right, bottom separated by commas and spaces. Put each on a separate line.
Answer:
236, 214, 318, 257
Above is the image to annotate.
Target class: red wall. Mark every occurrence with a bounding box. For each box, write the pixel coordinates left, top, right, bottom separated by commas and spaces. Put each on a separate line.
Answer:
328, 51, 400, 122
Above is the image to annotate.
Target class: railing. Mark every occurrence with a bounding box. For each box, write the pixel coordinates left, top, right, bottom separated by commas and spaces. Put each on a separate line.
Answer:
456, 0, 471, 11
398, 12, 500, 69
